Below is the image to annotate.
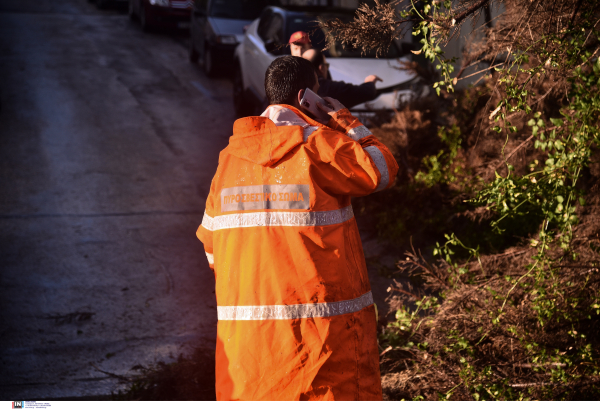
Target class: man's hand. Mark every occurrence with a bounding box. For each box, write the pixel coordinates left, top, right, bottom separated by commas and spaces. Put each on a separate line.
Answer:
364, 75, 383, 84
316, 97, 346, 117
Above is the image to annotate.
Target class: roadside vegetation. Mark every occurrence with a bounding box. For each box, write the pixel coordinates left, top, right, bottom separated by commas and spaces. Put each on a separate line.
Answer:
328, 0, 600, 400
114, 347, 215, 400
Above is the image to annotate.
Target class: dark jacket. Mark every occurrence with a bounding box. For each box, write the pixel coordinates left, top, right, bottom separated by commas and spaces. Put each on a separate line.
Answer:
317, 77, 378, 109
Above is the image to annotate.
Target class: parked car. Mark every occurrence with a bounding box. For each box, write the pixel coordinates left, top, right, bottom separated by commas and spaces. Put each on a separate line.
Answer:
128, 0, 193, 32
233, 6, 425, 117
189, 0, 281, 76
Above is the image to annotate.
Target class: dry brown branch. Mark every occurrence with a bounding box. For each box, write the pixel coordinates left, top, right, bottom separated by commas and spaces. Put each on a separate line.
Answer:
388, 286, 421, 300
449, 0, 494, 29
509, 381, 554, 388
513, 363, 566, 368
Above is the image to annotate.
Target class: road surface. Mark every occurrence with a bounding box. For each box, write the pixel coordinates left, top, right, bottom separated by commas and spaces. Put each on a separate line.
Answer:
0, 0, 231, 399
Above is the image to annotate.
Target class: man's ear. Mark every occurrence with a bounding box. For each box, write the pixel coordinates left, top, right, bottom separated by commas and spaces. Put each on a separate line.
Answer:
297, 89, 305, 106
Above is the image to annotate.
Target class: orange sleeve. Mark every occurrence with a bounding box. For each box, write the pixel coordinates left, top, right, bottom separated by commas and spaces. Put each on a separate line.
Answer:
307, 109, 398, 196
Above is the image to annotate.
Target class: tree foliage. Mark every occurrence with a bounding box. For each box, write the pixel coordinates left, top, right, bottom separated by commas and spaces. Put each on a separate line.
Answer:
323, 0, 600, 400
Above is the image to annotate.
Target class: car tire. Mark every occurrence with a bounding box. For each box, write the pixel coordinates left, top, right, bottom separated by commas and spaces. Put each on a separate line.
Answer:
203, 44, 216, 77
233, 63, 253, 118
128, 0, 136, 20
189, 40, 200, 63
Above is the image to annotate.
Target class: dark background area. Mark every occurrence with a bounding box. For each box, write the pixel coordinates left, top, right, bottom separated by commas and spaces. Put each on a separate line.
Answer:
0, 0, 231, 399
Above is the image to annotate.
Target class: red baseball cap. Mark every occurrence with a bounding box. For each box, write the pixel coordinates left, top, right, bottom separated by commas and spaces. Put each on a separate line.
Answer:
288, 31, 311, 45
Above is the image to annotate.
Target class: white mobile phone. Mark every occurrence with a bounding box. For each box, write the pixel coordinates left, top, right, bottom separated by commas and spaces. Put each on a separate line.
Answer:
300, 88, 331, 121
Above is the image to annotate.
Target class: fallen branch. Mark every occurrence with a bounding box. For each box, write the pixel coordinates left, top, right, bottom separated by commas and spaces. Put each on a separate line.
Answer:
449, 0, 493, 30
493, 126, 558, 171
387, 286, 421, 300
490, 249, 529, 259
510, 381, 554, 388
511, 377, 600, 389
513, 363, 566, 369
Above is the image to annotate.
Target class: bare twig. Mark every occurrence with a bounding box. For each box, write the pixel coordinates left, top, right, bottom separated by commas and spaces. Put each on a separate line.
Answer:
513, 363, 566, 369
493, 125, 558, 171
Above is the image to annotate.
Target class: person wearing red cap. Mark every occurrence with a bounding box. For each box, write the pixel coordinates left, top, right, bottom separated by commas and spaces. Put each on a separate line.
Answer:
302, 48, 382, 109
289, 31, 312, 57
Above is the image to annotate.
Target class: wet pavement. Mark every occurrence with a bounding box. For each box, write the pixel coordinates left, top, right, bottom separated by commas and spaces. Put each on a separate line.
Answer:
0, 0, 232, 399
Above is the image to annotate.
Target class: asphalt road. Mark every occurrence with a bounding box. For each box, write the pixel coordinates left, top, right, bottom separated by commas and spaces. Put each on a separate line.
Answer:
0, 0, 232, 399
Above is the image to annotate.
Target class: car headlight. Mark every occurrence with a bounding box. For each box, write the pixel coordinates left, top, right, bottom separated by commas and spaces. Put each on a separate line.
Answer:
215, 35, 237, 45
149, 0, 170, 7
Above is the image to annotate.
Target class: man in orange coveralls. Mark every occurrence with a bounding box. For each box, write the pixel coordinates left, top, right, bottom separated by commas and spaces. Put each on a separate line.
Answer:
196, 56, 398, 401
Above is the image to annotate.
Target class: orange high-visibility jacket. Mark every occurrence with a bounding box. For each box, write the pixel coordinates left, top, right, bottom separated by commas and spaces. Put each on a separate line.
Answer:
197, 104, 399, 400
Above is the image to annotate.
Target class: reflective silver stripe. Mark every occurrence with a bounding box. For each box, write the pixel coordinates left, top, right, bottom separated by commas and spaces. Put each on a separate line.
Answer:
201, 212, 214, 232
303, 126, 319, 142
218, 291, 373, 320
347, 125, 372, 141
221, 184, 310, 212
205, 252, 214, 265
210, 205, 353, 231
364, 146, 390, 191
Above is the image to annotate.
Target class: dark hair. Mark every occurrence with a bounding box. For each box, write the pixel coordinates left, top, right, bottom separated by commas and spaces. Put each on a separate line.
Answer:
264, 56, 317, 105
304, 49, 325, 74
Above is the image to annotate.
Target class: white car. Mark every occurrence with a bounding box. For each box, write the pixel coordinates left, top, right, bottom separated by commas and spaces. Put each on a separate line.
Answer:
233, 6, 425, 117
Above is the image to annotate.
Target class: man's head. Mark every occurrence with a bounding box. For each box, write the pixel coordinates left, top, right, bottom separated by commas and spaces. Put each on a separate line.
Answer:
302, 48, 328, 79
289, 31, 311, 57
265, 56, 319, 111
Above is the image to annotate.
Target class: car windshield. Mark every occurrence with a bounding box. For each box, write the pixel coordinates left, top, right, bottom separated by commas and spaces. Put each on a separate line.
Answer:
209, 0, 282, 20
286, 14, 401, 59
